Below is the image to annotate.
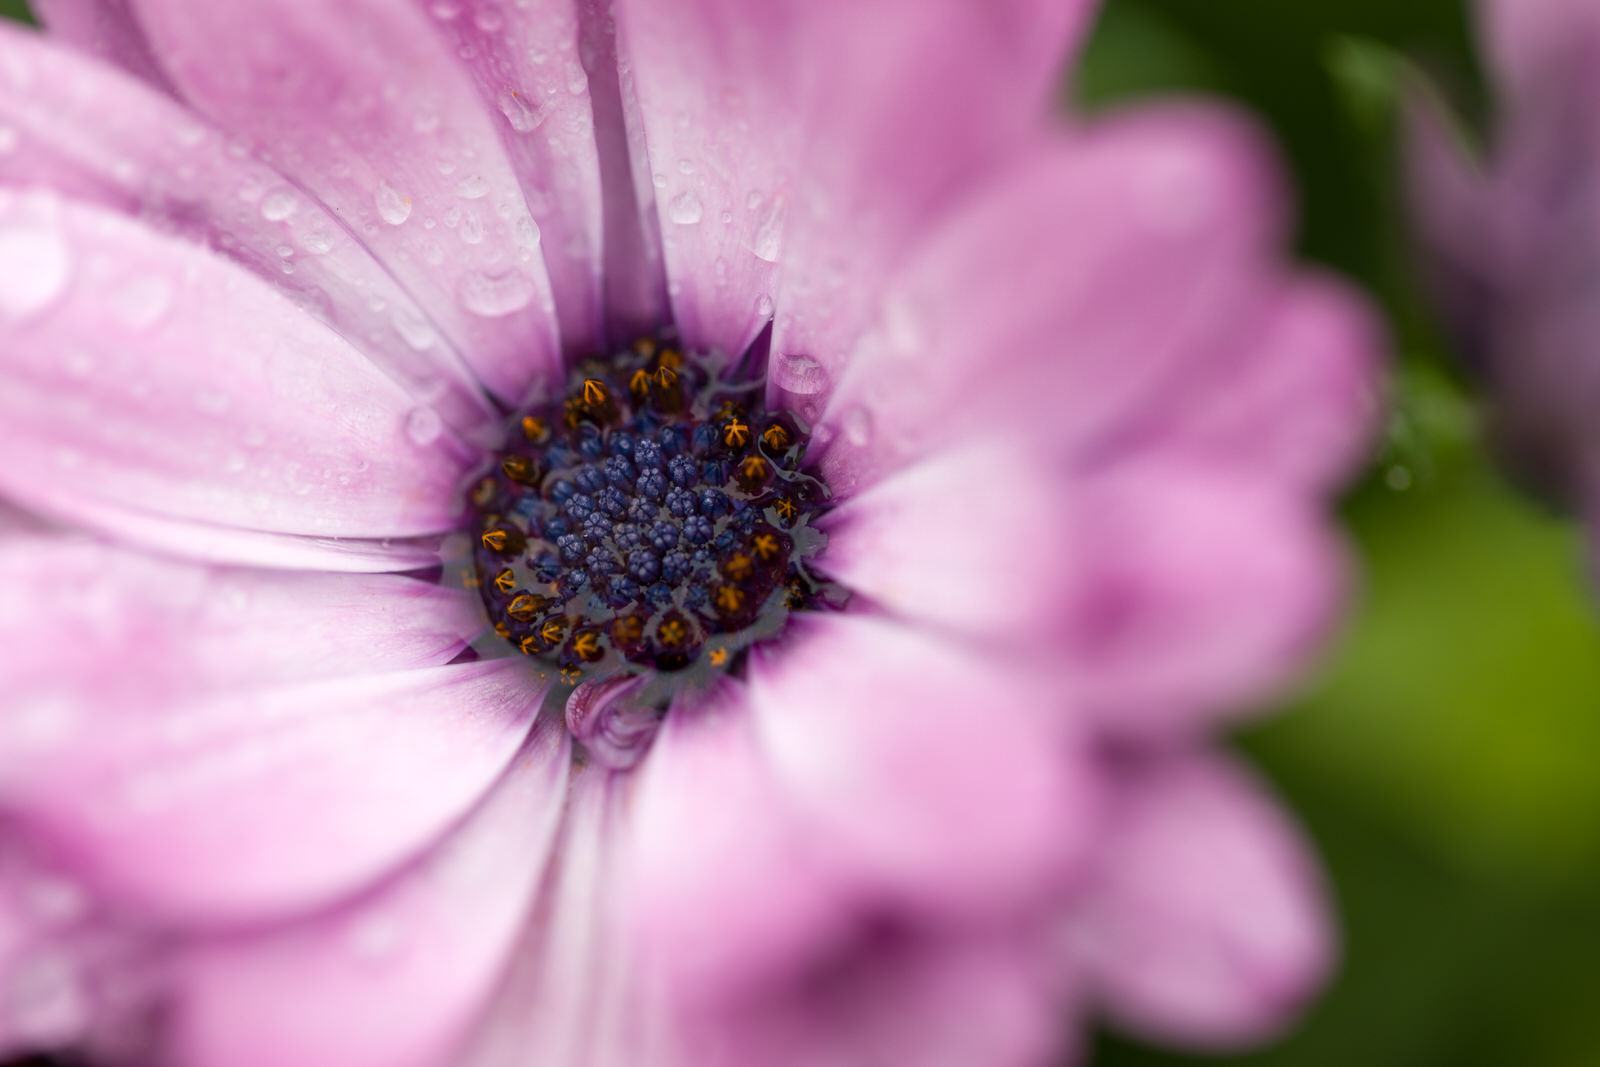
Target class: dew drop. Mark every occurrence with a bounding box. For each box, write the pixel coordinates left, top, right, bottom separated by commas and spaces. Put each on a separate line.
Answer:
0, 227, 70, 322
457, 268, 535, 317
404, 406, 444, 447
392, 307, 439, 351
458, 211, 485, 245
259, 189, 298, 222
565, 60, 588, 95
750, 198, 784, 263
299, 229, 334, 255
455, 174, 490, 199
473, 5, 505, 32
755, 293, 775, 317
842, 405, 873, 446
429, 0, 462, 19
771, 351, 829, 396
497, 88, 546, 133
667, 191, 703, 225
374, 180, 412, 225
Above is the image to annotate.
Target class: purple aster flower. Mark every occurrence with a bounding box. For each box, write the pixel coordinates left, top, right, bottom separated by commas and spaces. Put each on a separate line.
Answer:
1408, 0, 1600, 521
0, 1, 1382, 1064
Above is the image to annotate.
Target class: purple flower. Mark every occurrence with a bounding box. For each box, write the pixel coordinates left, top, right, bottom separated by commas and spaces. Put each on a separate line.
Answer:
1409, 0, 1600, 518
0, 1, 1380, 1064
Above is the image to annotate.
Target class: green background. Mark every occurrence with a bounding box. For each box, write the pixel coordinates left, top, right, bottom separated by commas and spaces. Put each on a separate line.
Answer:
6, 0, 1599, 1064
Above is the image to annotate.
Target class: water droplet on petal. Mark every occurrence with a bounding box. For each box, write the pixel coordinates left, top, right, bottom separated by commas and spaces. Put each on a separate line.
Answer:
0, 226, 70, 322
455, 174, 489, 199
259, 189, 298, 222
299, 229, 334, 255
497, 88, 546, 133
667, 192, 703, 225
374, 181, 412, 226
457, 268, 534, 317
392, 307, 439, 351
405, 406, 443, 446
458, 211, 484, 245
565, 60, 588, 95
842, 405, 873, 446
755, 293, 775, 317
771, 351, 829, 396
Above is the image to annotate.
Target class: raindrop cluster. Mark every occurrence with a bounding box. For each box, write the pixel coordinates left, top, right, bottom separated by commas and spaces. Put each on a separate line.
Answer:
469, 338, 837, 679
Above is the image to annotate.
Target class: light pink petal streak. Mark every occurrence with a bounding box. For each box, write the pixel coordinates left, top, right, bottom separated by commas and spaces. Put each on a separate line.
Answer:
0, 659, 546, 925
0, 541, 484, 693
1071, 752, 1333, 1049
749, 613, 1095, 921
0, 24, 494, 435
1062, 452, 1347, 738
169, 721, 570, 1067
0, 192, 472, 571
614, 0, 1094, 389
816, 107, 1287, 495
128, 0, 562, 403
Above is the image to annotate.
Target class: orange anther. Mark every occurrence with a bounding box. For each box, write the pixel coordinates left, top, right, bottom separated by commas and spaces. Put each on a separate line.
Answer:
582, 379, 608, 405
493, 569, 516, 593
723, 418, 750, 448
762, 424, 790, 450
751, 534, 779, 561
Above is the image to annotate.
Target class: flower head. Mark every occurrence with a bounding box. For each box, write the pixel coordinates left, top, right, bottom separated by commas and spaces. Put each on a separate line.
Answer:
0, 1, 1379, 1064
1409, 0, 1600, 515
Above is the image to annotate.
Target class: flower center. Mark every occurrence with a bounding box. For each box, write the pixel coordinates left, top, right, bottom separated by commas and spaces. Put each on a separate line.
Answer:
468, 338, 836, 686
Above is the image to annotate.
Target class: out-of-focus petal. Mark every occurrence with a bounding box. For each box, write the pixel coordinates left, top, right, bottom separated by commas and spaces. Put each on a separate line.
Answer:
702, 929, 1074, 1067
0, 660, 545, 925
624, 687, 853, 1004
128, 0, 562, 402
816, 437, 1071, 646
28, 0, 172, 91
614, 0, 1093, 384
1151, 275, 1383, 491
1482, 0, 1600, 98
424, 0, 607, 354
0, 541, 483, 691
167, 720, 570, 1067
1061, 453, 1347, 738
1069, 752, 1332, 1049
748, 613, 1094, 920
815, 107, 1286, 495
0, 192, 473, 571
0, 24, 495, 435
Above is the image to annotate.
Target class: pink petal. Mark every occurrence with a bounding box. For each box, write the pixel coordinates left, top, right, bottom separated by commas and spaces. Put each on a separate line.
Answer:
614, 0, 1093, 380
0, 659, 546, 924
1061, 452, 1347, 738
815, 106, 1289, 495
0, 24, 495, 435
460, 765, 648, 1067
623, 686, 854, 1005
1152, 274, 1384, 492
167, 720, 570, 1067
1482, 0, 1600, 98
748, 613, 1095, 921
28, 0, 173, 91
0, 540, 484, 692
1070, 752, 1333, 1049
425, 0, 607, 354
817, 437, 1072, 644
705, 929, 1073, 1067
0, 191, 472, 571
128, 0, 562, 402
